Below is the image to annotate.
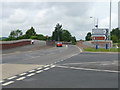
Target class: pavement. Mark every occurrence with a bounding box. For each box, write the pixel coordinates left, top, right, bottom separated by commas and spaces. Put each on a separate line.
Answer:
2, 50, 119, 88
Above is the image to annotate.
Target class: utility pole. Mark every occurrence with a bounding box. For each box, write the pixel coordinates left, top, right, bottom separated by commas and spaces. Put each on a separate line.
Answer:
109, 0, 112, 40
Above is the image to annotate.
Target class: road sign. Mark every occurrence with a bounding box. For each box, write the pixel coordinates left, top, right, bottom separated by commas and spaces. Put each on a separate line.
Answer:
92, 28, 108, 40
92, 28, 108, 35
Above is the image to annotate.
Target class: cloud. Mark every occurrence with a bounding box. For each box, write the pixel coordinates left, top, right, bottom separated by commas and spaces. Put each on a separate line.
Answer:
1, 2, 118, 40
7, 9, 27, 24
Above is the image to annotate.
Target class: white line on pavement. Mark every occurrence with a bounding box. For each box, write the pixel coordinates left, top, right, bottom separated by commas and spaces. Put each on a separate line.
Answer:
19, 73, 27, 76
0, 80, 4, 83
8, 76, 17, 80
2, 81, 14, 86
57, 65, 119, 73
16, 77, 26, 81
44, 65, 50, 67
37, 67, 42, 70
27, 73, 35, 77
28, 70, 36, 72
50, 65, 56, 68
36, 70, 43, 73
44, 68, 50, 71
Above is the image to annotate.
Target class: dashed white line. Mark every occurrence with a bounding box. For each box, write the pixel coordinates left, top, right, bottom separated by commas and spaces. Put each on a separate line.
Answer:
2, 81, 14, 86
19, 73, 27, 76
27, 73, 35, 77
0, 80, 4, 83
37, 67, 42, 70
16, 77, 26, 81
50, 65, 56, 68
8, 76, 17, 80
36, 70, 43, 73
28, 70, 35, 72
44, 68, 50, 71
44, 65, 49, 67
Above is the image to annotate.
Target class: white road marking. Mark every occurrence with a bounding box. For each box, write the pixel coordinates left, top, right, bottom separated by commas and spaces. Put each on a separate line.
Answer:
57, 65, 119, 73
76, 46, 83, 52
19, 73, 27, 76
28, 70, 35, 72
0, 80, 4, 83
50, 65, 56, 68
44, 65, 49, 67
36, 70, 43, 73
44, 68, 50, 70
2, 81, 14, 86
27, 73, 35, 77
37, 67, 42, 70
8, 76, 17, 80
16, 77, 26, 81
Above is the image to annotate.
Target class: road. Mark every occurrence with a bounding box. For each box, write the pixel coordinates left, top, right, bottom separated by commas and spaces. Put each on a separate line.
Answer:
1, 45, 119, 88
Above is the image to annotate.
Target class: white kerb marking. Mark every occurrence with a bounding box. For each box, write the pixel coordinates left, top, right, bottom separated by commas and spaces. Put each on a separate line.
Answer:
19, 73, 27, 76
16, 77, 26, 81
44, 68, 50, 70
2, 81, 14, 86
8, 76, 17, 80
36, 70, 43, 73
28, 70, 35, 72
27, 73, 35, 77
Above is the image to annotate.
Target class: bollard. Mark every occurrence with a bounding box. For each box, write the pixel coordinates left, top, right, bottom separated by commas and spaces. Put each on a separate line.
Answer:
106, 44, 108, 49
96, 44, 98, 49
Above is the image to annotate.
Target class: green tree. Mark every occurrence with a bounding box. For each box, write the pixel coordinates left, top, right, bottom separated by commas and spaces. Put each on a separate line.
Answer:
85, 32, 92, 41
111, 35, 118, 43
71, 36, 76, 45
52, 23, 62, 41
36, 34, 46, 40
25, 27, 36, 39
110, 28, 120, 43
62, 30, 72, 42
9, 29, 23, 39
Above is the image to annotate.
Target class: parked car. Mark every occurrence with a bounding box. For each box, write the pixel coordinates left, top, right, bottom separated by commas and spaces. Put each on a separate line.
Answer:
56, 42, 62, 47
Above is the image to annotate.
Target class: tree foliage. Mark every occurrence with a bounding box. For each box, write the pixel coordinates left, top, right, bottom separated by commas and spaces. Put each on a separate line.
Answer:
110, 28, 120, 43
85, 32, 92, 41
9, 29, 23, 38
51, 23, 76, 44
52, 23, 63, 41
25, 27, 36, 39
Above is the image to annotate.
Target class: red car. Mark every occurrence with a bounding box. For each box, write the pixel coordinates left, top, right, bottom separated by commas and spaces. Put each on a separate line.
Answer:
56, 42, 62, 47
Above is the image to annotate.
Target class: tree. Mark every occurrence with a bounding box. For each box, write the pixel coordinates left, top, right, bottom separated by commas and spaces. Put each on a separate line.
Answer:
52, 23, 62, 41
25, 27, 36, 39
36, 34, 46, 40
62, 30, 72, 42
110, 28, 120, 43
9, 29, 23, 39
111, 35, 118, 43
85, 32, 92, 41
71, 36, 76, 45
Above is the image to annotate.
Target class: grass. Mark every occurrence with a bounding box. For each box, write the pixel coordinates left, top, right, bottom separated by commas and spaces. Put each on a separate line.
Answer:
83, 47, 120, 52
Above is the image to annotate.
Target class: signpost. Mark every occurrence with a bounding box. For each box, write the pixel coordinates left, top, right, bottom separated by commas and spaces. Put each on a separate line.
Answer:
91, 28, 112, 49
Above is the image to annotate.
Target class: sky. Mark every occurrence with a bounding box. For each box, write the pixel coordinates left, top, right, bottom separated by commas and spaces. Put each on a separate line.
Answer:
0, 0, 119, 40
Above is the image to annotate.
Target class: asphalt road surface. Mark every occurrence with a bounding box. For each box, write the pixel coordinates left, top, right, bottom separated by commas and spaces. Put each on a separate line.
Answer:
1, 45, 118, 88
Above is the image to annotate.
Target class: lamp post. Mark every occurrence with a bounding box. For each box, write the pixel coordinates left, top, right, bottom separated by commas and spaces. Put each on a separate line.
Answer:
90, 17, 98, 29
108, 0, 112, 40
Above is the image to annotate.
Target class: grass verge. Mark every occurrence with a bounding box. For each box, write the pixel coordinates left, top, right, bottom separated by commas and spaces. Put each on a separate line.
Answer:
83, 48, 120, 52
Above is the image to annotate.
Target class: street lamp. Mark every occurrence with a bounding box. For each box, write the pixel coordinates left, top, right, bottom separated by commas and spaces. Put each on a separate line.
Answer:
108, 0, 112, 40
90, 17, 99, 29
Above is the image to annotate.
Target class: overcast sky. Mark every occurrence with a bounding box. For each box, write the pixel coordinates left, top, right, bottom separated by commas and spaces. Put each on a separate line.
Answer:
1, 1, 119, 40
